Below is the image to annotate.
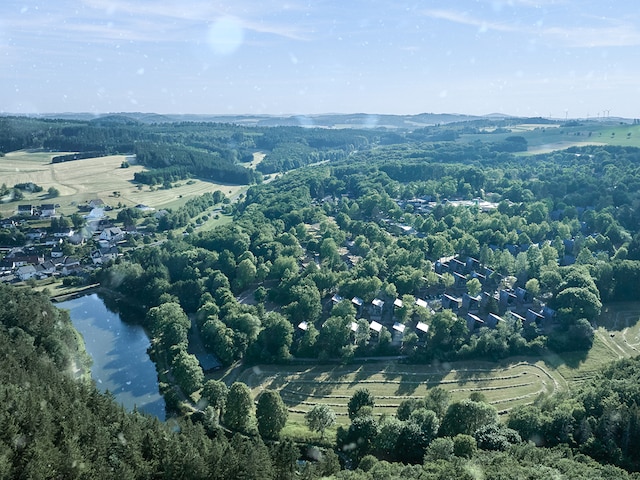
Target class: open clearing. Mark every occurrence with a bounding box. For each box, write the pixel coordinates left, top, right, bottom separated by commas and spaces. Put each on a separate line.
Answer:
595, 302, 640, 358
524, 141, 607, 155
0, 150, 248, 217
460, 123, 640, 154
239, 360, 561, 428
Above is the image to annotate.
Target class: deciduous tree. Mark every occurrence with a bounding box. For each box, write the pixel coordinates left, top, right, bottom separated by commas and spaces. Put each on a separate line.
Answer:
171, 350, 204, 395
256, 390, 288, 440
439, 399, 498, 437
201, 379, 228, 420
305, 404, 336, 439
348, 388, 375, 420
224, 382, 254, 432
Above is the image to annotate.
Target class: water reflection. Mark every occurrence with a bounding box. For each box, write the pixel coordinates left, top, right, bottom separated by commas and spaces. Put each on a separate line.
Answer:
60, 293, 166, 420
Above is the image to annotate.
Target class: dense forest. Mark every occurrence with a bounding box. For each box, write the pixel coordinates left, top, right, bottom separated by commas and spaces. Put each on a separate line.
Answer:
0, 116, 382, 187
4, 115, 640, 475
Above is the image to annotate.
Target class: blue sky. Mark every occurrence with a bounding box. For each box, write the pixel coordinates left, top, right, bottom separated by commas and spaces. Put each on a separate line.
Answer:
1, 0, 639, 118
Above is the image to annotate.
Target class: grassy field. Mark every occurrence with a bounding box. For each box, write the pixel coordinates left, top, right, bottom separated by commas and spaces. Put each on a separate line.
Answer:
0, 150, 252, 218
460, 122, 640, 154
238, 358, 562, 439
548, 302, 640, 384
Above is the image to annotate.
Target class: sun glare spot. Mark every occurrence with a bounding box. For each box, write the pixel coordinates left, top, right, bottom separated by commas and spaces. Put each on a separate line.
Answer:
207, 17, 244, 56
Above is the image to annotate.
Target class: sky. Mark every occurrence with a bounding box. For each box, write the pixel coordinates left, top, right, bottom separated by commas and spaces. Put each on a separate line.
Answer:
1, 0, 639, 118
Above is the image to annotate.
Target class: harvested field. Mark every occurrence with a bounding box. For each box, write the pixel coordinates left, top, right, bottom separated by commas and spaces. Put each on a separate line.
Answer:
0, 150, 248, 217
239, 360, 560, 427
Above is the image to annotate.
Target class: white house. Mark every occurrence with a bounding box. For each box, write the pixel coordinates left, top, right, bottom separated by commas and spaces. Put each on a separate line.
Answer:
17, 205, 34, 216
416, 322, 430, 334
40, 204, 56, 217
26, 230, 46, 241
51, 244, 64, 258
90, 246, 118, 265
17, 265, 37, 281
99, 227, 125, 243
371, 298, 384, 316
392, 322, 406, 333
36, 260, 56, 278
53, 228, 74, 238
369, 321, 383, 333
415, 298, 428, 309
85, 208, 105, 220
61, 256, 81, 276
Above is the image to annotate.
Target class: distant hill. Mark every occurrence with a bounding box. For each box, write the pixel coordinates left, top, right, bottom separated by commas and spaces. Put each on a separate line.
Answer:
11, 111, 635, 130
20, 111, 485, 129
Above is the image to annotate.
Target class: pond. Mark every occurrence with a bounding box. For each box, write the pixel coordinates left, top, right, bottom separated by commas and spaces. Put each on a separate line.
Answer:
59, 293, 166, 420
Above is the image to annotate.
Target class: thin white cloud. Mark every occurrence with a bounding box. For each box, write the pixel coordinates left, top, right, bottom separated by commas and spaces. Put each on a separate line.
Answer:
489, 0, 567, 6
422, 7, 640, 47
0, 0, 311, 51
423, 9, 519, 33
79, 0, 311, 41
543, 24, 640, 47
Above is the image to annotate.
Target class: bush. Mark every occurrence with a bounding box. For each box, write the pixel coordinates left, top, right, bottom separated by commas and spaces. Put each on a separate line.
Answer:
474, 423, 522, 451
424, 437, 454, 462
62, 276, 84, 287
453, 434, 477, 458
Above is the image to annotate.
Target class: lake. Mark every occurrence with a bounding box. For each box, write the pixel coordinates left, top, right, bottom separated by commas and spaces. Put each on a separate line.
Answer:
59, 293, 166, 420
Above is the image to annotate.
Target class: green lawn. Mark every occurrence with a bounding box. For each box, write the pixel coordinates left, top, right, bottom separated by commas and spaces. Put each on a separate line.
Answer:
459, 122, 640, 154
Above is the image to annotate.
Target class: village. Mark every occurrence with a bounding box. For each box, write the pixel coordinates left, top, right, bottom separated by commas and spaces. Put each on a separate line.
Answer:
0, 199, 141, 284
287, 193, 561, 351
310, 251, 558, 351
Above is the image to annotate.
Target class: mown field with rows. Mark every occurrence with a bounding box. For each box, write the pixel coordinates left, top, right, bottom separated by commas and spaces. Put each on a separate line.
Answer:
239, 360, 561, 426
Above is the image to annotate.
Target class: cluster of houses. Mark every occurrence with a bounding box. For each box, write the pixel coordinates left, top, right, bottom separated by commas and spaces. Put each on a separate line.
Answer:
295, 293, 437, 346
16, 203, 58, 218
300, 206, 560, 348
296, 243, 557, 349
0, 200, 126, 283
434, 254, 556, 334
396, 196, 499, 215
0, 250, 83, 282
